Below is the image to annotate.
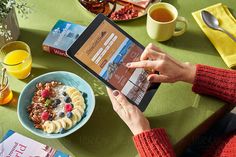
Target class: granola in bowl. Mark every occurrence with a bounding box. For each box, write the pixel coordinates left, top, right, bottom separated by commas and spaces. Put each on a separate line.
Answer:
27, 81, 87, 134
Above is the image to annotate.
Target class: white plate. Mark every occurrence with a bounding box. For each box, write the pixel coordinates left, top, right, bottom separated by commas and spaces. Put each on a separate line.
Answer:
78, 0, 161, 22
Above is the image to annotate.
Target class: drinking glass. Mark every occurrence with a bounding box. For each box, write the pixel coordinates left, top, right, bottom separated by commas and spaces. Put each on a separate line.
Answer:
0, 74, 13, 105
0, 41, 32, 79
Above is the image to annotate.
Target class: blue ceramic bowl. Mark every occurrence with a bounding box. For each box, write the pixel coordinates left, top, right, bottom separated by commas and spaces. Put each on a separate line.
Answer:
17, 71, 95, 138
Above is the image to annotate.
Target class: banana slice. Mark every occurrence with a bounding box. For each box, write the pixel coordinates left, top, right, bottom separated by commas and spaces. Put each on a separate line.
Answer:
72, 109, 83, 122
70, 112, 79, 125
81, 103, 86, 110
71, 96, 82, 103
78, 102, 86, 110
74, 99, 85, 106
71, 91, 82, 99
66, 87, 77, 95
58, 119, 67, 129
63, 117, 73, 130
72, 95, 85, 109
73, 105, 85, 115
52, 120, 62, 133
66, 87, 85, 110
43, 121, 56, 134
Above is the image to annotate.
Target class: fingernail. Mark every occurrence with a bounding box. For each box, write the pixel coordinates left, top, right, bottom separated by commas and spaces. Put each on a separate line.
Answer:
148, 77, 153, 82
126, 63, 131, 67
113, 90, 119, 96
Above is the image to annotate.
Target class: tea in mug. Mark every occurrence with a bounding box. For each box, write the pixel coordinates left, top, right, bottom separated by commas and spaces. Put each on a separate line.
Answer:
146, 2, 188, 41
150, 8, 174, 22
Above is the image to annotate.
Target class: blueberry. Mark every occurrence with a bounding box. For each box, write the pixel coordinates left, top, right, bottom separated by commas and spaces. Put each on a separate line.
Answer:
66, 112, 73, 118
70, 103, 74, 108
82, 92, 88, 98
59, 128, 65, 133
52, 103, 58, 108
64, 96, 71, 103
54, 99, 61, 105
62, 91, 67, 96
48, 115, 53, 121
59, 112, 65, 118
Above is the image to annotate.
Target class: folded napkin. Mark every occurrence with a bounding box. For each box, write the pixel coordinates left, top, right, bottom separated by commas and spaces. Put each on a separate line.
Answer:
192, 3, 236, 68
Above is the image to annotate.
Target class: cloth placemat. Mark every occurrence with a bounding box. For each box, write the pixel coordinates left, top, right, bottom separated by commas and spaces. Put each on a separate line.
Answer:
192, 3, 236, 68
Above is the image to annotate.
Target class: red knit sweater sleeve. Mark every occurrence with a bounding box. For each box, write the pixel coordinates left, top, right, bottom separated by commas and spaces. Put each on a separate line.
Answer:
192, 64, 236, 105
133, 128, 176, 157
133, 65, 236, 157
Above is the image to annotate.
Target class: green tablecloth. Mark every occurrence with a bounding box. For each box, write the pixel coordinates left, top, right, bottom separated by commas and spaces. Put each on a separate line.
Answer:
0, 0, 235, 156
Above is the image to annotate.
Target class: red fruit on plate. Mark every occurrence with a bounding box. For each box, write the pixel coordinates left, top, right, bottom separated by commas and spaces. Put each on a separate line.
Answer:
41, 89, 50, 98
64, 103, 73, 112
41, 111, 49, 121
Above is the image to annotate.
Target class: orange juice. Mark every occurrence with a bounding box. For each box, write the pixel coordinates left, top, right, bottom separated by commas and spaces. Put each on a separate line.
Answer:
3, 50, 32, 79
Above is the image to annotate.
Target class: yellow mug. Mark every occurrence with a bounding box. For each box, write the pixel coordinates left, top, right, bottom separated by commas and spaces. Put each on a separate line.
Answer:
146, 2, 188, 41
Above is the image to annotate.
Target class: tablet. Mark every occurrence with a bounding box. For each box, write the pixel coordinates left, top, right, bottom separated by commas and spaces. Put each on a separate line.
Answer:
67, 14, 160, 111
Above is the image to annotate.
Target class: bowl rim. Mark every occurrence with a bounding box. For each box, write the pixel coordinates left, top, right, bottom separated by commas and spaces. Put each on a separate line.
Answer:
17, 71, 95, 138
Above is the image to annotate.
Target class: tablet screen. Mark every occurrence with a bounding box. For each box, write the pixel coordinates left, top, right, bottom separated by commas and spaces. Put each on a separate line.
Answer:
67, 14, 159, 111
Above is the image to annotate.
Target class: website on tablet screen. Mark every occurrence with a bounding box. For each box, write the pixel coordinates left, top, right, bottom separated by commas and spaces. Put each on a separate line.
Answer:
74, 20, 150, 104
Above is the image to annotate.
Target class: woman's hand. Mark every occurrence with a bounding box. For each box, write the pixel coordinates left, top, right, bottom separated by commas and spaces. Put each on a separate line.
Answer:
126, 43, 196, 84
106, 87, 150, 135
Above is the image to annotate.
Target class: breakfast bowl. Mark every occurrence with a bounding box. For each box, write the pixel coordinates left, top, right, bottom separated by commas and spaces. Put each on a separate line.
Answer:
17, 71, 95, 138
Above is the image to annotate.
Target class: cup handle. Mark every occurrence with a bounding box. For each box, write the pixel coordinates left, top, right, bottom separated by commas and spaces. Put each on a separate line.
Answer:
173, 16, 188, 36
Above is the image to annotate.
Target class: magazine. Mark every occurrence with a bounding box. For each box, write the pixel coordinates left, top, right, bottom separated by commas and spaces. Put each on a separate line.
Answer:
0, 130, 69, 157
42, 20, 86, 57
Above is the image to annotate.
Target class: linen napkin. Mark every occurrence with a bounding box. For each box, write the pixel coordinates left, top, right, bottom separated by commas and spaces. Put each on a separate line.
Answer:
192, 3, 236, 68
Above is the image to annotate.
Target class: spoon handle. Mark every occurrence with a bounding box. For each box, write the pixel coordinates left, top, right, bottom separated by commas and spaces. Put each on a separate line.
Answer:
220, 28, 236, 42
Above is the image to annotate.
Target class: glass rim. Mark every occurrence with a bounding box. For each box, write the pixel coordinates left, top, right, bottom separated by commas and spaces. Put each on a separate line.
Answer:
0, 41, 31, 67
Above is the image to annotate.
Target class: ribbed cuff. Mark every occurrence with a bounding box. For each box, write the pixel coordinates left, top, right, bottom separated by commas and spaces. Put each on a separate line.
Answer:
192, 64, 236, 104
133, 128, 175, 157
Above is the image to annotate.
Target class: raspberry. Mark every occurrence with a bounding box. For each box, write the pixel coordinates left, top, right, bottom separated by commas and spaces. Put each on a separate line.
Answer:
64, 103, 73, 112
41, 111, 49, 121
41, 89, 50, 98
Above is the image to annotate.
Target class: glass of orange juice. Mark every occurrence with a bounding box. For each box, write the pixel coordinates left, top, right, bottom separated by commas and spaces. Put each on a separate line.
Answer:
0, 41, 32, 79
0, 74, 13, 105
